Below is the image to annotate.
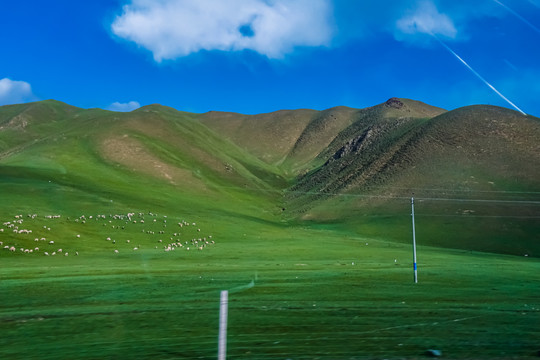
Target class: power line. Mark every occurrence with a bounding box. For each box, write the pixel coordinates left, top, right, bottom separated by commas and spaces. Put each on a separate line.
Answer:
217, 185, 540, 205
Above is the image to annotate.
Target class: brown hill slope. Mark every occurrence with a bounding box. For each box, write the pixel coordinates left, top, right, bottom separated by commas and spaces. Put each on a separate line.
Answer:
198, 98, 445, 176
287, 98, 447, 201
197, 109, 318, 166
289, 104, 539, 207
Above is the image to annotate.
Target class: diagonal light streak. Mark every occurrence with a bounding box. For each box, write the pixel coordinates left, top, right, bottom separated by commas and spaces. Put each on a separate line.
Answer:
493, 0, 540, 36
432, 34, 527, 115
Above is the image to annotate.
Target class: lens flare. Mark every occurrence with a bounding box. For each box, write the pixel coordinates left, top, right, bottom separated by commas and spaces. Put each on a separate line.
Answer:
432, 35, 526, 115
493, 0, 540, 36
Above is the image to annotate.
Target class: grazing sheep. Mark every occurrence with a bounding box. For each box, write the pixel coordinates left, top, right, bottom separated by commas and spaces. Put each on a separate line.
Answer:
114, 249, 119, 254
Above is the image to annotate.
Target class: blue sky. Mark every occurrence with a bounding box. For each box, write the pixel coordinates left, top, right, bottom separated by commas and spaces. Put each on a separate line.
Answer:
1, 0, 539, 116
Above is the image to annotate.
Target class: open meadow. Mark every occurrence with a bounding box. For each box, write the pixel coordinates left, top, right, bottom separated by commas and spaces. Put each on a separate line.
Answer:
1, 199, 539, 359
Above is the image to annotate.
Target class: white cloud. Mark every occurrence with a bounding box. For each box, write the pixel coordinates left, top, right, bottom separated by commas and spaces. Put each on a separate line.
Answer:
111, 0, 334, 61
107, 101, 141, 112
0, 78, 36, 105
395, 0, 457, 40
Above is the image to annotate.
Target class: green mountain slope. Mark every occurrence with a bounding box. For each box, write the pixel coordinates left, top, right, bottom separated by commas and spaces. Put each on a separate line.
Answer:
0, 101, 285, 224
0, 98, 538, 256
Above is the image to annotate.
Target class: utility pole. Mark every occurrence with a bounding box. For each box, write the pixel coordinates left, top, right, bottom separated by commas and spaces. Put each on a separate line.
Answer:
411, 197, 418, 283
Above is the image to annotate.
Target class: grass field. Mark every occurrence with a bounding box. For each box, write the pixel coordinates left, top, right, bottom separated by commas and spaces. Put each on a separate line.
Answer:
1, 203, 539, 359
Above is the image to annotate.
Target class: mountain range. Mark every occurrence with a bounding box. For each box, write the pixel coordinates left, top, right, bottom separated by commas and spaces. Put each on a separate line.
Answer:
1, 97, 538, 256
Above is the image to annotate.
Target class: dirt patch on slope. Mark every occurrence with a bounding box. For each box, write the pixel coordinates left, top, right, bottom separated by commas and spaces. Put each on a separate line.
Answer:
100, 134, 206, 190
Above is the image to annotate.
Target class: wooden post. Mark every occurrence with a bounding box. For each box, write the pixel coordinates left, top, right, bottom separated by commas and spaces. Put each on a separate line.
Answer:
218, 290, 228, 360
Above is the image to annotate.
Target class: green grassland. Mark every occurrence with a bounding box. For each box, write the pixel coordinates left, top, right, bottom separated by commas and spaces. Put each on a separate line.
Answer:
1, 100, 539, 359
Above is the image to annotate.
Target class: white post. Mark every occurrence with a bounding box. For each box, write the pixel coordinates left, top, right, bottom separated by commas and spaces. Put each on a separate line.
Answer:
218, 290, 229, 360
411, 197, 418, 283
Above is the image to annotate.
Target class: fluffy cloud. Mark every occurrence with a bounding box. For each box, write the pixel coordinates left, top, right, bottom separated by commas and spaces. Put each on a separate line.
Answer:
111, 0, 334, 61
395, 0, 457, 40
0, 78, 36, 105
107, 101, 141, 112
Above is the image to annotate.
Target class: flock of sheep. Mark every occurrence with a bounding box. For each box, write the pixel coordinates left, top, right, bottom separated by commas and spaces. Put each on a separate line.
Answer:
0, 211, 215, 257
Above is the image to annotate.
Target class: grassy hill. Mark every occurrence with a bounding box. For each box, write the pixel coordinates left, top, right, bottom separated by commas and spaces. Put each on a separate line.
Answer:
286, 101, 539, 256
1, 98, 539, 359
1, 98, 538, 255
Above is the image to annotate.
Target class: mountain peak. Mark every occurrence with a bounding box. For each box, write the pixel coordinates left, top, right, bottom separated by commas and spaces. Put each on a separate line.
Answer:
384, 97, 405, 109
